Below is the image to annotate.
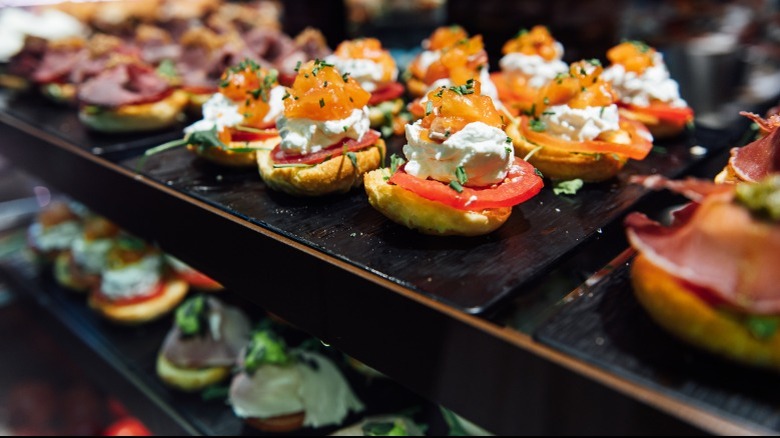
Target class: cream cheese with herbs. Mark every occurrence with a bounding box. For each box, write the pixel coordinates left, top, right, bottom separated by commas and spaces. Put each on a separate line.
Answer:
277, 107, 371, 156
29, 221, 81, 252
403, 120, 514, 187
71, 237, 114, 274
601, 53, 687, 108
100, 254, 163, 300
538, 104, 620, 142
325, 56, 396, 93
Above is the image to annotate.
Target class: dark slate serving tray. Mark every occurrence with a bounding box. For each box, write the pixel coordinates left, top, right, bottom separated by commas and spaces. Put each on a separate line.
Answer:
535, 256, 780, 434
121, 124, 737, 315
0, 89, 182, 160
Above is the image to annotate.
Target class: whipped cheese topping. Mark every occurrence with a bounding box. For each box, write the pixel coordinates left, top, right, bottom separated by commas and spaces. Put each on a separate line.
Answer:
0, 8, 86, 61
72, 237, 114, 274
540, 104, 621, 142
185, 93, 244, 134
264, 85, 287, 125
277, 107, 370, 155
415, 50, 441, 75
100, 254, 163, 301
499, 52, 568, 89
325, 55, 397, 93
229, 350, 364, 427
403, 121, 513, 186
29, 221, 81, 252
602, 53, 687, 108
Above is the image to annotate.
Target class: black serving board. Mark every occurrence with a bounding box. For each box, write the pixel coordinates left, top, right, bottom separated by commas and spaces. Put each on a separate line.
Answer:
0, 252, 444, 436
535, 256, 780, 434
0, 89, 182, 160
122, 126, 734, 315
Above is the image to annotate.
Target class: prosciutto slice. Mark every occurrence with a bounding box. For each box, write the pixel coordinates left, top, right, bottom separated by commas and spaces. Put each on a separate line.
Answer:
160, 297, 251, 368
77, 63, 171, 107
33, 44, 86, 84
728, 112, 780, 182
625, 182, 780, 314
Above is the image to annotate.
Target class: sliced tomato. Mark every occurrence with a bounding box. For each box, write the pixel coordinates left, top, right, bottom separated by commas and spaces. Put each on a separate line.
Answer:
103, 417, 152, 436
388, 158, 543, 211
368, 82, 405, 106
271, 130, 380, 165
227, 126, 279, 143
91, 281, 165, 306
177, 269, 223, 290
621, 102, 694, 124
519, 116, 653, 160
181, 85, 218, 95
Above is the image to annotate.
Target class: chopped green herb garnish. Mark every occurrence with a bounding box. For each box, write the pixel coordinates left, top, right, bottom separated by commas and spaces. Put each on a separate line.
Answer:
579, 67, 587, 76
534, 167, 544, 178
599, 106, 606, 117
627, 39, 650, 53
529, 119, 546, 132
449, 180, 464, 193
342, 72, 350, 82
455, 166, 468, 185
541, 111, 555, 116
294, 60, 302, 72
319, 98, 325, 108
243, 329, 292, 374
343, 126, 348, 132
323, 80, 328, 87
553, 178, 584, 196
389, 153, 406, 173
346, 151, 358, 168
746, 315, 780, 340
506, 136, 512, 143
652, 146, 668, 154
425, 100, 433, 116
543, 97, 550, 105
588, 58, 602, 67
282, 91, 291, 100
506, 146, 513, 154
155, 59, 178, 80
514, 28, 529, 38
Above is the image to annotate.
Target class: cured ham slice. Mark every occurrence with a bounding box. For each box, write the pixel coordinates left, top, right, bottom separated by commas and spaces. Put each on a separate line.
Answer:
160, 297, 250, 369
625, 183, 780, 315
728, 112, 780, 182
32, 43, 85, 84
77, 63, 171, 107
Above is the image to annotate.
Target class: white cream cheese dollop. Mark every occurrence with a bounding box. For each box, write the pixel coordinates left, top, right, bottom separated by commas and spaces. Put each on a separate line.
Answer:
539, 104, 621, 142
100, 254, 163, 301
184, 86, 285, 134
72, 237, 114, 274
601, 53, 687, 108
403, 121, 513, 187
277, 107, 371, 156
426, 68, 498, 101
325, 55, 397, 93
499, 52, 568, 89
229, 350, 364, 428
29, 221, 82, 252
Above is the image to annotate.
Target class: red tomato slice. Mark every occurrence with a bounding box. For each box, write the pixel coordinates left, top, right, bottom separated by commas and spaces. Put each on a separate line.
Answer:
227, 127, 279, 143
91, 281, 165, 306
103, 417, 152, 436
519, 116, 653, 160
368, 82, 405, 106
271, 130, 380, 165
177, 269, 222, 290
622, 102, 694, 124
388, 157, 543, 210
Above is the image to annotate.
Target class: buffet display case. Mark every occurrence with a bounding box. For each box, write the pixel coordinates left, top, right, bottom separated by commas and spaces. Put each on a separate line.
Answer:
1, 0, 780, 435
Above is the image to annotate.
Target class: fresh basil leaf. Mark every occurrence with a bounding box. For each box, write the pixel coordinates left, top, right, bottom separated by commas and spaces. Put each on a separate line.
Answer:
553, 179, 584, 196
188, 127, 229, 150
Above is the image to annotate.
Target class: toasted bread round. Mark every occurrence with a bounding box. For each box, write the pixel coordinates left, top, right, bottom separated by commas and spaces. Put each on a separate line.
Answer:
54, 252, 99, 292
406, 77, 428, 98
244, 412, 306, 433
618, 107, 686, 139
364, 168, 511, 236
79, 89, 188, 133
631, 254, 780, 370
257, 139, 386, 197
88, 278, 188, 325
187, 136, 281, 168
507, 123, 627, 182
368, 99, 404, 128
156, 354, 231, 392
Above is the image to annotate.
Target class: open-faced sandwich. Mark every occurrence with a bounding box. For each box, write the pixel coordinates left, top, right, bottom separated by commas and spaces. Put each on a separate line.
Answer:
716, 112, 779, 184
601, 41, 694, 139
491, 26, 569, 116
144, 59, 284, 167
325, 38, 405, 132
407, 26, 499, 118
54, 215, 120, 292
28, 201, 84, 264
88, 235, 188, 325
506, 60, 654, 182
157, 295, 250, 391
365, 79, 543, 236
256, 59, 386, 196
164, 254, 224, 292
626, 175, 780, 370
77, 59, 188, 133
229, 327, 364, 432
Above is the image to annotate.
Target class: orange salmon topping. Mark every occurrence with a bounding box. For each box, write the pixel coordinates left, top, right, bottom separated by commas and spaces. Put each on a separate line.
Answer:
284, 59, 370, 121
419, 80, 504, 141
607, 41, 657, 74
502, 25, 561, 61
